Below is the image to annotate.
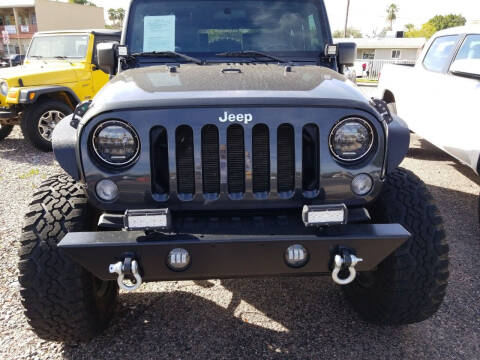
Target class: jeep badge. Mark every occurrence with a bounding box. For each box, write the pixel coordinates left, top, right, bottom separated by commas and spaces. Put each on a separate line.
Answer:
218, 111, 253, 124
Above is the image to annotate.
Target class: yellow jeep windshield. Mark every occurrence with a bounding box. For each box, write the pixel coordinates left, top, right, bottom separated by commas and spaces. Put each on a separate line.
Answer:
27, 34, 90, 60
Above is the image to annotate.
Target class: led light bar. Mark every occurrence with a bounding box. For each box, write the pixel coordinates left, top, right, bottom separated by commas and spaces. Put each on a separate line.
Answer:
302, 204, 348, 227
124, 209, 171, 231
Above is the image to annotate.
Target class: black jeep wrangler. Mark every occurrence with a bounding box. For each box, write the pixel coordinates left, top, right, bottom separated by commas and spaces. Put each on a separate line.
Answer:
18, 0, 449, 343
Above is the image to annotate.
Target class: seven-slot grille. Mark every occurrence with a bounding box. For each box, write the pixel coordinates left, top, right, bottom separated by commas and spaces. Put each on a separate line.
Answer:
151, 123, 320, 200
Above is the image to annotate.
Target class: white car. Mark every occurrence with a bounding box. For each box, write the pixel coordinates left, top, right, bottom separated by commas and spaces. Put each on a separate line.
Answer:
378, 25, 480, 174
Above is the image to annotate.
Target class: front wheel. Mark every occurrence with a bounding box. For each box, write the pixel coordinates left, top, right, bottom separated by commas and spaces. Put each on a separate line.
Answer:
18, 175, 118, 343
21, 99, 72, 151
343, 168, 449, 324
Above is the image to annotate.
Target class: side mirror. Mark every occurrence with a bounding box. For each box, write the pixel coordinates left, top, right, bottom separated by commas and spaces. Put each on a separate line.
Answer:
450, 59, 480, 80
97, 42, 117, 75
337, 42, 357, 67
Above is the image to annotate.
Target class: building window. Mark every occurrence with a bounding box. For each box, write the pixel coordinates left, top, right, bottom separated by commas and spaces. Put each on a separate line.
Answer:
362, 49, 375, 60
392, 50, 401, 59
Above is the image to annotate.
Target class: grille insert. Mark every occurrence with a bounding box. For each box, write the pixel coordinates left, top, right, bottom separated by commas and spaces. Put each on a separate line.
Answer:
202, 125, 220, 194
151, 122, 322, 201
252, 124, 270, 193
277, 124, 295, 193
227, 124, 245, 194
302, 124, 320, 192
175, 125, 195, 194
150, 126, 169, 195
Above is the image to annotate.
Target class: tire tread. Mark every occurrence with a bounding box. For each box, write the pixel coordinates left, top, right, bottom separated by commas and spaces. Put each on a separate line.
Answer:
344, 167, 449, 324
18, 174, 117, 342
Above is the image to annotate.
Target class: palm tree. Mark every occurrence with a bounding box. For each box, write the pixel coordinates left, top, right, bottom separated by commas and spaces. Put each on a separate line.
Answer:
108, 8, 118, 24
117, 8, 125, 25
386, 4, 399, 30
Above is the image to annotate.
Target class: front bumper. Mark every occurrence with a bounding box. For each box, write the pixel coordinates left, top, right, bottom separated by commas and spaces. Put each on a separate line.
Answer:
0, 108, 17, 119
59, 224, 410, 281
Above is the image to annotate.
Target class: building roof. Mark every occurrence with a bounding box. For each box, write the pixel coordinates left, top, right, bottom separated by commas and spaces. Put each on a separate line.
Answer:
333, 37, 427, 49
35, 29, 121, 37
0, 0, 35, 8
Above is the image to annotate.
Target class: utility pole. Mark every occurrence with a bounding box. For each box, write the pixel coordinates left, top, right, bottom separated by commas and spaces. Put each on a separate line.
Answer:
344, 0, 351, 37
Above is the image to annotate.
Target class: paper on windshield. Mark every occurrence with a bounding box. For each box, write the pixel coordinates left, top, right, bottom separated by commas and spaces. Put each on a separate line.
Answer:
143, 15, 175, 52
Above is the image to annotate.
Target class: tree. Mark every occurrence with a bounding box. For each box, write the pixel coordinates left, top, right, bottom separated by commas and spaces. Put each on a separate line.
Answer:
405, 23, 415, 32
69, 0, 96, 5
428, 14, 466, 31
108, 8, 126, 29
333, 28, 363, 38
117, 8, 125, 24
386, 4, 399, 30
405, 23, 436, 39
108, 8, 117, 23
405, 14, 466, 39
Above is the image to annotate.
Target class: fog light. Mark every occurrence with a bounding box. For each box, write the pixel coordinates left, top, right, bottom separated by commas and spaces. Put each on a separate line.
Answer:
167, 248, 190, 271
96, 179, 119, 201
285, 244, 309, 268
351, 174, 373, 196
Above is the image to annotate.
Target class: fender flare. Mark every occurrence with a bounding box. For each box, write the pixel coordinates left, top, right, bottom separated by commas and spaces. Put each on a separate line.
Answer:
19, 86, 80, 108
52, 114, 81, 181
386, 115, 410, 174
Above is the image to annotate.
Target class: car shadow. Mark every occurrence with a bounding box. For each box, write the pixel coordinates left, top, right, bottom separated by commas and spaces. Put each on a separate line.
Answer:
406, 138, 454, 162
407, 136, 479, 185
60, 281, 414, 360
60, 183, 480, 360
0, 130, 55, 166
450, 162, 480, 186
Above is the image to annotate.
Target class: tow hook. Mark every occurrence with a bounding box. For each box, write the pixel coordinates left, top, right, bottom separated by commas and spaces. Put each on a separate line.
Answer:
331, 251, 363, 285
109, 257, 143, 292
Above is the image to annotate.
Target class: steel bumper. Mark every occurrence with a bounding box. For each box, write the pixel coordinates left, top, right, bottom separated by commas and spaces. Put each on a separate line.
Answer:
0, 109, 18, 120
59, 224, 410, 281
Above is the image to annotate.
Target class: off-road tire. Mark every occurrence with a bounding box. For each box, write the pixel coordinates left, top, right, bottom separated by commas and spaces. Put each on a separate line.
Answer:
18, 174, 118, 343
0, 124, 13, 140
344, 168, 449, 324
21, 99, 72, 152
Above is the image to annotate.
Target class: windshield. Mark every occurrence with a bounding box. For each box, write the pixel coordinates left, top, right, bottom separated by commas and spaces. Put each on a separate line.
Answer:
126, 0, 328, 61
27, 35, 89, 60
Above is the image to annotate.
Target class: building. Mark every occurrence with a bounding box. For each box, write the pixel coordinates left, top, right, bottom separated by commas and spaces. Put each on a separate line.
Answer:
0, 0, 105, 57
334, 37, 427, 61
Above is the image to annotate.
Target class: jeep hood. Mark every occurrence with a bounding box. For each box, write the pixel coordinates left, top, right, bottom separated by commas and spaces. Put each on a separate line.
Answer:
88, 64, 369, 115
0, 61, 80, 87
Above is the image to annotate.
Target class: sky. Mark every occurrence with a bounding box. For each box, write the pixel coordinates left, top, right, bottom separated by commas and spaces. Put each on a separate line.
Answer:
88, 0, 480, 36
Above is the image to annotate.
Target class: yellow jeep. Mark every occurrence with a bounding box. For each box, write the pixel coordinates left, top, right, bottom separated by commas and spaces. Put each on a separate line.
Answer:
0, 29, 120, 151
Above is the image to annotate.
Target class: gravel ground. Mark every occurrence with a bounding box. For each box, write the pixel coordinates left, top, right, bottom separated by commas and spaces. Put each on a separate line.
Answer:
0, 91, 479, 359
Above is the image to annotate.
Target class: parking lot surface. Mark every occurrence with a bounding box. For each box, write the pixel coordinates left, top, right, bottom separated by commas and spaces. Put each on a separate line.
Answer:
0, 87, 478, 359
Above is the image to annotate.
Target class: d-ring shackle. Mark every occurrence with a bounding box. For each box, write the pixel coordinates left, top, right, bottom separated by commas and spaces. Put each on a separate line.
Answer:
109, 258, 143, 292
332, 254, 363, 285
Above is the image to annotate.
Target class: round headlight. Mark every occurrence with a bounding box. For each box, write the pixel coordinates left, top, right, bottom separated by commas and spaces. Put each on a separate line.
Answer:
92, 120, 140, 166
329, 118, 374, 162
0, 81, 8, 96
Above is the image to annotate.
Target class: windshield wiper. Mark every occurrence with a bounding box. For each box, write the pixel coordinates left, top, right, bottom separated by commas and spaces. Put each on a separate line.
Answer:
216, 51, 287, 63
30, 55, 43, 59
54, 56, 68, 60
130, 51, 203, 65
